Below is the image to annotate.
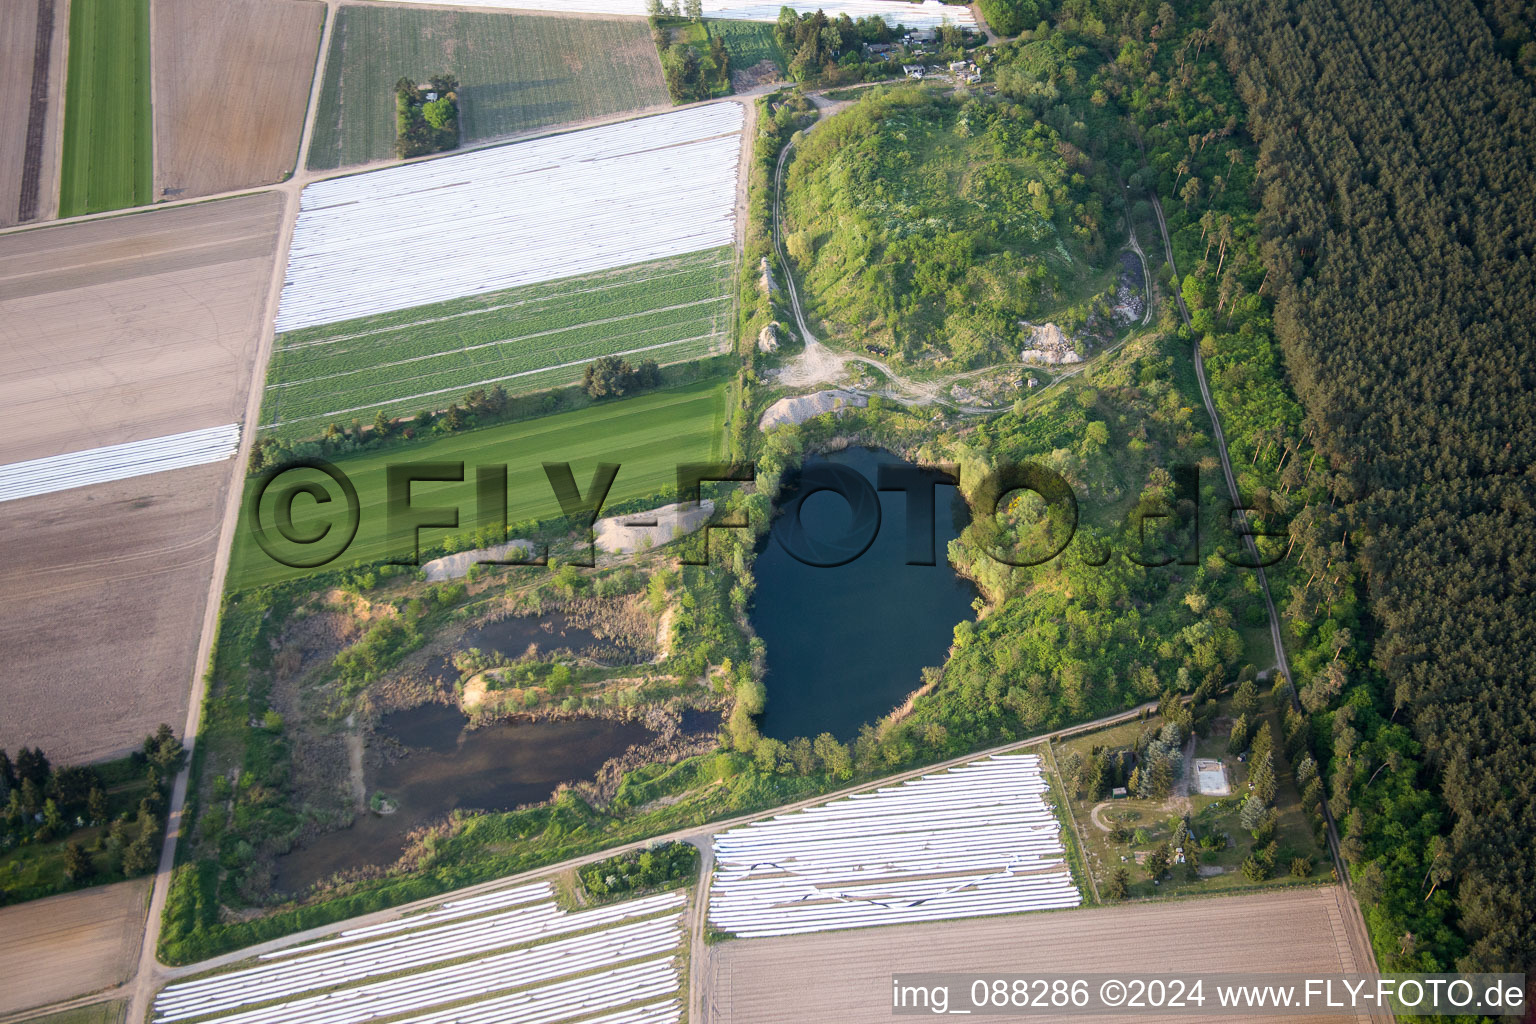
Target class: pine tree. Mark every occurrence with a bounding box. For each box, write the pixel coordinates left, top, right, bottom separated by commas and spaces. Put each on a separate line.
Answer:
1106, 866, 1131, 900
63, 841, 94, 882
1144, 842, 1171, 880
1227, 713, 1249, 754
1239, 793, 1267, 831
1249, 750, 1276, 805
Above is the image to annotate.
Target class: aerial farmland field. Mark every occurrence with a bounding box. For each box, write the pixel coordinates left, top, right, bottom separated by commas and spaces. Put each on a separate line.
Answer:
152, 0, 324, 197
0, 193, 284, 464
231, 379, 728, 589
278, 103, 742, 333
705, 19, 787, 76
369, 0, 977, 30
261, 248, 734, 436
1, 0, 68, 226
152, 883, 688, 1024
705, 887, 1376, 1024
0, 460, 233, 764
307, 6, 669, 171
58, 0, 152, 216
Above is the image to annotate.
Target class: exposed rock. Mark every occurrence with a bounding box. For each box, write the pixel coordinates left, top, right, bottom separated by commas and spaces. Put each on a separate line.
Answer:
1019, 321, 1085, 364
758, 389, 868, 430
1112, 251, 1147, 324
759, 256, 778, 295
421, 540, 533, 581
758, 322, 780, 353
595, 499, 715, 555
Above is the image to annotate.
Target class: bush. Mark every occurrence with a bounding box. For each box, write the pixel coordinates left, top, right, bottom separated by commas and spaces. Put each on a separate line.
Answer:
577, 841, 699, 899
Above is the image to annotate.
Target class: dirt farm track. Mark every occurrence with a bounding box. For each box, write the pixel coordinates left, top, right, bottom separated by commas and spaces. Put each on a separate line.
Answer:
153, 0, 324, 198
0, 192, 284, 463
0, 461, 231, 764
704, 887, 1377, 1024
0, 878, 150, 1016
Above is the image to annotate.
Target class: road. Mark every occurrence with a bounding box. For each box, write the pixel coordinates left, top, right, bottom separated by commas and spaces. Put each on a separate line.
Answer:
1142, 190, 1388, 1021
30, 698, 1166, 1024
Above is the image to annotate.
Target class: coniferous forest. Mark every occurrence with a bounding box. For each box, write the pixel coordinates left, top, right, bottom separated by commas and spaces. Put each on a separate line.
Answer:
1215, 0, 1536, 977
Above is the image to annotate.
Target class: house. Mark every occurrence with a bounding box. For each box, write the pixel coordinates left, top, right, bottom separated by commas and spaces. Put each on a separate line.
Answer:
903, 64, 924, 79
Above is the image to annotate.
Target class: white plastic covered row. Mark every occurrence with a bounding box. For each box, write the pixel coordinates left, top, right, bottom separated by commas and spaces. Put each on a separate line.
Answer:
365, 0, 976, 30
162, 914, 682, 1024
709, 754, 1081, 937
0, 424, 240, 503
274, 104, 744, 334
393, 959, 679, 1024
259, 882, 553, 959
152, 892, 684, 1020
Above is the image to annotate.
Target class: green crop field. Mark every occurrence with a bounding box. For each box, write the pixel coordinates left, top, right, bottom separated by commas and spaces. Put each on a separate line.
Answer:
261, 248, 735, 439
230, 379, 727, 589
58, 0, 152, 216
308, 6, 670, 170
705, 19, 787, 74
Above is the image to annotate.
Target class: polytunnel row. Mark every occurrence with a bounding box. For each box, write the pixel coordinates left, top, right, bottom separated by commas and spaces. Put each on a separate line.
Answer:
274, 105, 745, 334
157, 915, 682, 1024
259, 882, 553, 959
152, 891, 685, 1022
371, 0, 976, 30
0, 424, 240, 502
708, 755, 1082, 937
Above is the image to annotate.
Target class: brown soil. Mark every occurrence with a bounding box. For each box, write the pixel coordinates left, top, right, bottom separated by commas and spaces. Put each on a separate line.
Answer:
0, 192, 285, 462
0, 460, 231, 763
152, 0, 324, 198
0, 0, 66, 227
705, 886, 1376, 1024
0, 879, 150, 1015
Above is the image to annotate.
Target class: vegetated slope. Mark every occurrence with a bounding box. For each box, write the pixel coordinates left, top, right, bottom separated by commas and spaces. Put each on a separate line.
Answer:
307, 6, 668, 170
781, 84, 1113, 365
152, 0, 324, 197
260, 249, 734, 438
58, 0, 151, 216
1222, 0, 1536, 975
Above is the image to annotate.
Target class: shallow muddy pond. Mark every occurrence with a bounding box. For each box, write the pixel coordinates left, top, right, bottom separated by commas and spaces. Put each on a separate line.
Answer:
751, 447, 977, 742
273, 706, 654, 893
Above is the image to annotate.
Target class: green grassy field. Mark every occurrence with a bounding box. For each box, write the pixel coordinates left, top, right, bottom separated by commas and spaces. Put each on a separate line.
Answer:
58, 0, 152, 216
705, 19, 787, 75
261, 248, 734, 439
231, 379, 728, 589
308, 7, 669, 170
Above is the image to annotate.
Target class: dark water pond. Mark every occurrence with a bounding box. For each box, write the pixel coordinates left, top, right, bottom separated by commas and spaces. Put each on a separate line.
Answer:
463, 612, 603, 659
274, 705, 653, 893
752, 447, 977, 742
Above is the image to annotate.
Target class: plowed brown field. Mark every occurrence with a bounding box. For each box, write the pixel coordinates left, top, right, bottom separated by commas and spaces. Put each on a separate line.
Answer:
0, 460, 231, 764
0, 878, 149, 1015
0, 191, 283, 463
152, 0, 323, 197
704, 887, 1377, 1024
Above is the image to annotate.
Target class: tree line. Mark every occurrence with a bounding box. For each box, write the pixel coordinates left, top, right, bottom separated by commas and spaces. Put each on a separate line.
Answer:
0, 726, 185, 903
1217, 0, 1536, 977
